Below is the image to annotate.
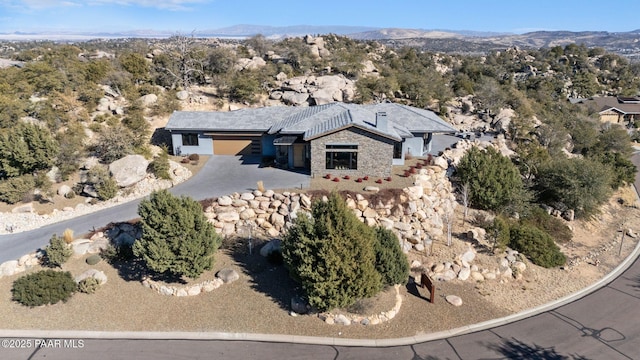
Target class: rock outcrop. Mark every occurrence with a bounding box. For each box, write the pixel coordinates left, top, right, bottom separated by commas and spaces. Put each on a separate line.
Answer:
108, 155, 150, 187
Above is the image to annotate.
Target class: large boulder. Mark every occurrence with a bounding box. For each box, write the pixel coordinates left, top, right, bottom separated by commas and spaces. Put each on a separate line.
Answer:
75, 269, 108, 285
0, 260, 19, 277
216, 268, 239, 283
281, 91, 310, 106
176, 90, 189, 100
138, 93, 158, 107
310, 88, 336, 105
109, 155, 150, 187
260, 239, 282, 257
57, 184, 72, 197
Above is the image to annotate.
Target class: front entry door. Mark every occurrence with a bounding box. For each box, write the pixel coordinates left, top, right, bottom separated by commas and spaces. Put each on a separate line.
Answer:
293, 143, 305, 168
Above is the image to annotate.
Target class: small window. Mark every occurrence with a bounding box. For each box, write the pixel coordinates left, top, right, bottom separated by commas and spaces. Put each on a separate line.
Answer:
393, 142, 402, 159
182, 133, 199, 146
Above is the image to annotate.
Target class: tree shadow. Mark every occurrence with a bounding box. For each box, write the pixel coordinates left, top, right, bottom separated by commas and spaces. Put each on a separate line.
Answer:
101, 221, 187, 285
229, 239, 300, 312
487, 338, 590, 360
406, 275, 430, 302
632, 273, 640, 294
150, 127, 172, 148
106, 246, 188, 284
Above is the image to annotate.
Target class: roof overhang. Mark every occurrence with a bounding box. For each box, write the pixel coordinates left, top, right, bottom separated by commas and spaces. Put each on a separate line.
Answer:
273, 136, 299, 146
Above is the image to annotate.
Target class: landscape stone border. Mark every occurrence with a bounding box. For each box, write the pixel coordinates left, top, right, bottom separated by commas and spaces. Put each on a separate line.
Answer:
141, 277, 225, 296
318, 285, 402, 326
140, 268, 239, 296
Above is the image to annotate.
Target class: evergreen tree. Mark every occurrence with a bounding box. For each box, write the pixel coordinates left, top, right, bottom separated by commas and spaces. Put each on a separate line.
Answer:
0, 123, 59, 179
149, 145, 171, 180
456, 147, 527, 213
133, 190, 220, 279
536, 157, 612, 218
86, 166, 118, 201
281, 192, 382, 312
373, 227, 410, 286
44, 234, 73, 268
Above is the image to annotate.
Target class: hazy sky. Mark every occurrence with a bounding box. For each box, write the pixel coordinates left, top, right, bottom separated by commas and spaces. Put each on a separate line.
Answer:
1, 0, 639, 34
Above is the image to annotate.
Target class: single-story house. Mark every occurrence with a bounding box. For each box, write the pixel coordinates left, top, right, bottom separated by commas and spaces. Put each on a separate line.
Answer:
165, 102, 457, 178
571, 96, 640, 125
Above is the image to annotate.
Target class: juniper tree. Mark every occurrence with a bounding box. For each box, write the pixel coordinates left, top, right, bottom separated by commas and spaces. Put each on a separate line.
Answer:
456, 146, 527, 213
373, 227, 409, 286
149, 145, 171, 180
133, 190, 220, 279
44, 234, 73, 268
282, 192, 382, 312
0, 122, 59, 179
12, 270, 76, 307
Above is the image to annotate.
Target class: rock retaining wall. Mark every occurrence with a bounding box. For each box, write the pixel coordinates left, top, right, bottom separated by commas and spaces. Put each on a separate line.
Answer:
203, 162, 458, 254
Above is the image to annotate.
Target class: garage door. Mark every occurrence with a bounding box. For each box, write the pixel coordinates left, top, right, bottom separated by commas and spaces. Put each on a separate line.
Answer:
212, 136, 261, 155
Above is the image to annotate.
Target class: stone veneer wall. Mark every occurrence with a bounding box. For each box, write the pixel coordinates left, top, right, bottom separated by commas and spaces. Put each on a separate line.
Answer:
309, 127, 394, 178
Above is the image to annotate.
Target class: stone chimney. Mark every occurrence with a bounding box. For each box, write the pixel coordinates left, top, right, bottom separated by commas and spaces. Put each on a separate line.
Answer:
376, 112, 387, 130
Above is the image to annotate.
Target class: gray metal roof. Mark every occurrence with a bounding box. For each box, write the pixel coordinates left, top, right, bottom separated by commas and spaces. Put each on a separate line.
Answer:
166, 102, 457, 138
165, 106, 299, 132
302, 108, 402, 141
363, 103, 458, 133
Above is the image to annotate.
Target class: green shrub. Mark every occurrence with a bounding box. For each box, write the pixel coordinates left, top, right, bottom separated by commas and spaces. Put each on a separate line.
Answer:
595, 151, 637, 189
536, 157, 612, 218
485, 216, 511, 252
509, 223, 566, 268
44, 234, 73, 268
11, 270, 76, 307
85, 254, 102, 265
77, 277, 100, 294
133, 190, 221, 279
101, 243, 135, 263
0, 175, 35, 204
373, 227, 409, 286
149, 146, 171, 180
86, 166, 118, 201
521, 207, 573, 243
456, 147, 527, 213
282, 192, 382, 312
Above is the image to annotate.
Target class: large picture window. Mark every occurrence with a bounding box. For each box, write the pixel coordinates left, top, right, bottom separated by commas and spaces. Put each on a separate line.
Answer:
326, 144, 358, 170
182, 133, 199, 146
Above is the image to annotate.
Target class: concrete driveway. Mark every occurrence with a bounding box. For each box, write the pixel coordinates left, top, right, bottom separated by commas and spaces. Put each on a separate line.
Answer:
0, 156, 310, 263
170, 155, 310, 200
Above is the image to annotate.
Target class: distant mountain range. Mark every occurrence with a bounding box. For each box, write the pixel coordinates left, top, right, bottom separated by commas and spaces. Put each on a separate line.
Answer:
2, 25, 640, 58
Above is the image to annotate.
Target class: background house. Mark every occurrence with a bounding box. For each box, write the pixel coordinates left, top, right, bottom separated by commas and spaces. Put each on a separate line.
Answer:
572, 96, 640, 126
166, 103, 456, 177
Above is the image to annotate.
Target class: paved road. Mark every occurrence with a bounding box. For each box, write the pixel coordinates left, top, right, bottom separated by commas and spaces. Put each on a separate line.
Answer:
0, 155, 309, 263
